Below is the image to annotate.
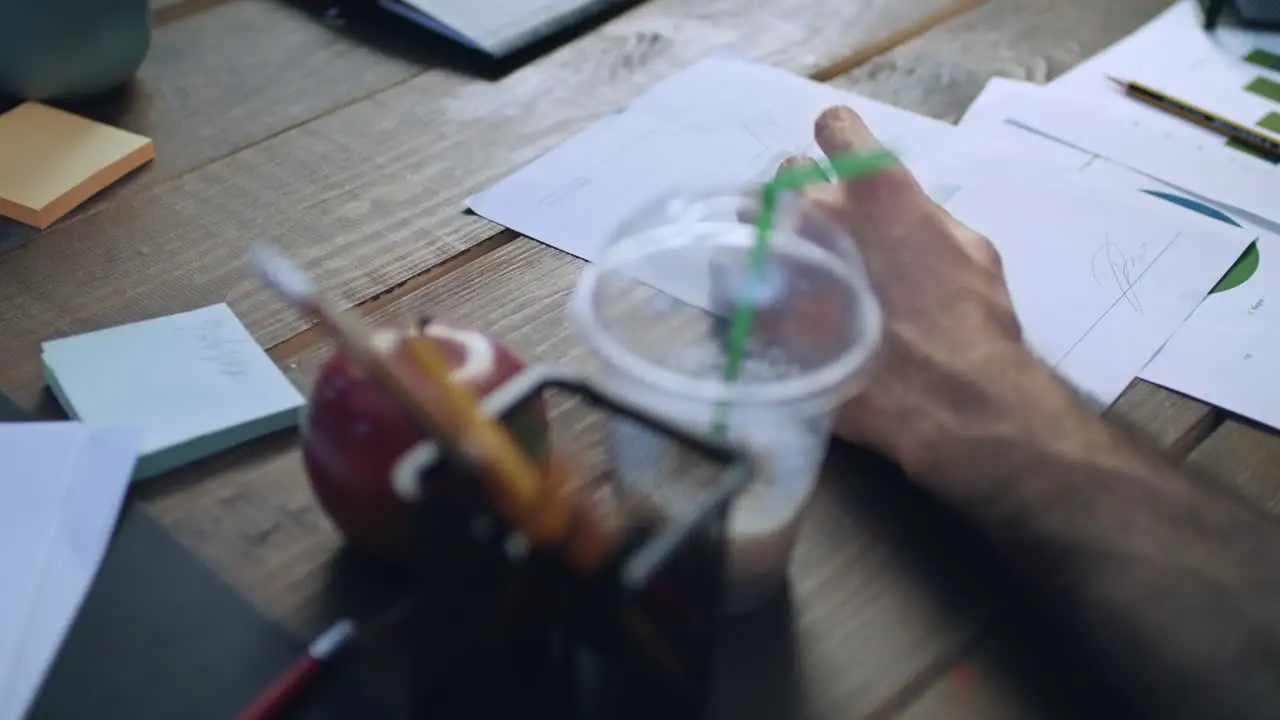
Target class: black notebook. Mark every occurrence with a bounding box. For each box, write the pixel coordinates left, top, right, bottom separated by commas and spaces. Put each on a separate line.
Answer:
379, 0, 635, 58
0, 393, 387, 719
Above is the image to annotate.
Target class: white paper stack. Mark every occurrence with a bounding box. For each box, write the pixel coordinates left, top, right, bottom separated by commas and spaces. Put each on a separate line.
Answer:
0, 423, 139, 720
467, 51, 1258, 409
952, 0, 1280, 431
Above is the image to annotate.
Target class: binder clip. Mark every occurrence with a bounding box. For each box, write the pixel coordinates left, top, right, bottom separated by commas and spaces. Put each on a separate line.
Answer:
1202, 0, 1280, 30
390, 366, 754, 720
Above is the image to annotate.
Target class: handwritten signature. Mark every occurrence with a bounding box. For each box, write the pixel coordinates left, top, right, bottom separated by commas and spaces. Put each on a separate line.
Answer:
191, 319, 249, 379
1091, 238, 1148, 314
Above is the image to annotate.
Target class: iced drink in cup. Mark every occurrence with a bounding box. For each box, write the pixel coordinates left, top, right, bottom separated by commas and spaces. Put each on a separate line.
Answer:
568, 186, 883, 613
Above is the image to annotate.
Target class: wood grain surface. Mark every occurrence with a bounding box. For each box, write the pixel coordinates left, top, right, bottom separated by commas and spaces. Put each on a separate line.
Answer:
122, 0, 423, 186
15, 1, 422, 214
1186, 420, 1280, 519
0, 0, 955, 409
825, 0, 1174, 121
12, 0, 1276, 716
215, 0, 1230, 716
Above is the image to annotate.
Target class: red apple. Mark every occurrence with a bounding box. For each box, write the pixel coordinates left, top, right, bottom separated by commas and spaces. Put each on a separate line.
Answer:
301, 316, 548, 566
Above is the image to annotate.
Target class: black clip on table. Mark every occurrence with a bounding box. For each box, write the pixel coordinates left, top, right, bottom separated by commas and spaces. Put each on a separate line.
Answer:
1202, 0, 1280, 30
392, 366, 755, 720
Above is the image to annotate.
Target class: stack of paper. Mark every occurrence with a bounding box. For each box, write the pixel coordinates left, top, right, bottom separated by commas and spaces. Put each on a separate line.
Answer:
0, 423, 139, 720
468, 52, 1255, 408
43, 303, 305, 480
951, 0, 1280, 431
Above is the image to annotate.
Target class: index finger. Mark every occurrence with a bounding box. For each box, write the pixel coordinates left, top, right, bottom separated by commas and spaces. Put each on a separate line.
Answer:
813, 106, 934, 233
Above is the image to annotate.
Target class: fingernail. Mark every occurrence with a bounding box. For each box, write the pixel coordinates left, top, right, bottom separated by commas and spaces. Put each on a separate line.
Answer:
815, 106, 879, 154
779, 155, 812, 170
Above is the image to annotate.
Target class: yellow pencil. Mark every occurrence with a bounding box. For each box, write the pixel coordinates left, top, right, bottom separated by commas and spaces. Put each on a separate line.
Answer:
1109, 76, 1280, 159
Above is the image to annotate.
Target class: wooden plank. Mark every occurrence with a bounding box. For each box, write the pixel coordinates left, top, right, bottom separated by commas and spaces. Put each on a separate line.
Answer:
825, 0, 1174, 122
891, 612, 1124, 720
75, 1, 421, 194
1107, 381, 1217, 458
0, 1, 421, 255
1185, 421, 1280, 519
711, 452, 996, 720
0, 0, 957, 408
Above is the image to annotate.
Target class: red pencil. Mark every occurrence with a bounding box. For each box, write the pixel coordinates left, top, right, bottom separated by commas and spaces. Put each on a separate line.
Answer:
234, 618, 358, 720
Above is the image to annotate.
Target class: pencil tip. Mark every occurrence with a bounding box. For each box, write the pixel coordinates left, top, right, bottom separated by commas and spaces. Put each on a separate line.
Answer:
1106, 75, 1126, 89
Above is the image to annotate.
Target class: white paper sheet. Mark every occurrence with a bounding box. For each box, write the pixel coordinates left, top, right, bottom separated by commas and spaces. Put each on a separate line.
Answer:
1005, 91, 1280, 225
1140, 227, 1280, 430
468, 54, 959, 263
1054, 1, 1280, 131
0, 424, 89, 705
471, 54, 1255, 407
0, 423, 139, 720
961, 75, 1280, 430
943, 180, 1253, 405
997, 1, 1280, 224
958, 77, 1211, 192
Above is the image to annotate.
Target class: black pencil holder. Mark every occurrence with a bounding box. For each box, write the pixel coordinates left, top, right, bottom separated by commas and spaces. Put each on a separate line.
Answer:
393, 367, 754, 720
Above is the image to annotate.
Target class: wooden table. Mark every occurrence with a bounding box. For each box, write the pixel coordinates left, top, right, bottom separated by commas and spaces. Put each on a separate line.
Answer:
4, 0, 1276, 716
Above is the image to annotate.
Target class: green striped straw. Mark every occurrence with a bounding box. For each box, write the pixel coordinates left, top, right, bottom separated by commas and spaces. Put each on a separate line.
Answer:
711, 149, 899, 437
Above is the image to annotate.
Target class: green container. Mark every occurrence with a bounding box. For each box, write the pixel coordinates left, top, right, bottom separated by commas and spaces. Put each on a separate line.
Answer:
0, 0, 151, 101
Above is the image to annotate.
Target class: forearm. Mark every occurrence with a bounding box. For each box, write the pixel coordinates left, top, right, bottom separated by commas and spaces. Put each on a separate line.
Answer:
908, 351, 1280, 719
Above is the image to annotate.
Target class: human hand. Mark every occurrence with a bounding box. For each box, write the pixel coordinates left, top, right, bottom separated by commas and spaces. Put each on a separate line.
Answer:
784, 106, 1055, 478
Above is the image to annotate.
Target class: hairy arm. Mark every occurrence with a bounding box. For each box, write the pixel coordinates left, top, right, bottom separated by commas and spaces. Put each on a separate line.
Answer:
801, 104, 1280, 717
906, 346, 1280, 719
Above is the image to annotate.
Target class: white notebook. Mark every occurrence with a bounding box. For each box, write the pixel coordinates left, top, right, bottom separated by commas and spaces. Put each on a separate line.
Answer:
0, 422, 139, 720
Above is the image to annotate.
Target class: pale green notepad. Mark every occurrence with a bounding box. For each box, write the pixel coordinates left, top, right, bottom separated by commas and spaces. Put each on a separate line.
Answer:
42, 303, 305, 481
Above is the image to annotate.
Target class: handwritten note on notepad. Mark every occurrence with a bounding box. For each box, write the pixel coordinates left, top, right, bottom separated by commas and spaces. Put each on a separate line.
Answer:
0, 423, 139, 720
42, 304, 305, 480
0, 102, 154, 229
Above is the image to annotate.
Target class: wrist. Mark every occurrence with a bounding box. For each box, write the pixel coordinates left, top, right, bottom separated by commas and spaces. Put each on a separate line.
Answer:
894, 345, 1116, 503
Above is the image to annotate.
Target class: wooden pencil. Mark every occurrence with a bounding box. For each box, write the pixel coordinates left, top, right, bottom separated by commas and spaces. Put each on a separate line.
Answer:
1109, 76, 1280, 159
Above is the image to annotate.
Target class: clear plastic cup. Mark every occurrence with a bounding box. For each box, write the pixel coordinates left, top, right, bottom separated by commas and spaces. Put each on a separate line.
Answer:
569, 186, 883, 613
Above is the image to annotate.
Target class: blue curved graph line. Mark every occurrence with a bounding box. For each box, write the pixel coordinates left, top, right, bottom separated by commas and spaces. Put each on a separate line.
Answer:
1141, 190, 1242, 227
1141, 189, 1260, 295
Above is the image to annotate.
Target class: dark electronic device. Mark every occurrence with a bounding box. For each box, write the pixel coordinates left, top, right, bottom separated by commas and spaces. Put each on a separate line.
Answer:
378, 0, 640, 60
1202, 0, 1280, 30
394, 367, 754, 720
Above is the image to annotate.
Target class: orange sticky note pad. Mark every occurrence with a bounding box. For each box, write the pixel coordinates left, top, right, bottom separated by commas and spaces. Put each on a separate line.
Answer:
0, 102, 154, 229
